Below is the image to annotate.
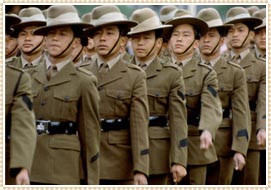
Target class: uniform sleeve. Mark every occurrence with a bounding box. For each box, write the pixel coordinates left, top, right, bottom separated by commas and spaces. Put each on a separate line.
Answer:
168, 69, 188, 167
9, 72, 37, 175
199, 69, 222, 139
78, 75, 100, 185
130, 71, 149, 176
256, 64, 266, 131
231, 68, 251, 156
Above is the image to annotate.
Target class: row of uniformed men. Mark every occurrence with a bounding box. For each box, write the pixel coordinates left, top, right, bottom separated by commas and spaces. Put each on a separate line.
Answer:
5, 4, 266, 185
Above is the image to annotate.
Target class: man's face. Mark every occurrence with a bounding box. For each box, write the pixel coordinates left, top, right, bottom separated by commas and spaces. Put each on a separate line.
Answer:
17, 25, 44, 54
199, 28, 223, 55
227, 23, 252, 49
254, 27, 266, 51
131, 31, 158, 59
170, 24, 197, 55
93, 25, 121, 57
45, 26, 75, 57
86, 37, 95, 50
5, 34, 18, 57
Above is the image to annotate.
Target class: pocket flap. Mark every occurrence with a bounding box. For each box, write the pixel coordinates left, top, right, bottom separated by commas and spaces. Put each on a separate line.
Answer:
49, 135, 81, 151
185, 87, 201, 96
148, 89, 168, 98
149, 127, 170, 139
106, 89, 132, 100
218, 83, 233, 91
108, 130, 130, 144
54, 90, 80, 102
246, 74, 260, 83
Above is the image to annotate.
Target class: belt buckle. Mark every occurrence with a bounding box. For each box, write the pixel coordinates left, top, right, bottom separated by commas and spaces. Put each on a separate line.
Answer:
36, 120, 50, 134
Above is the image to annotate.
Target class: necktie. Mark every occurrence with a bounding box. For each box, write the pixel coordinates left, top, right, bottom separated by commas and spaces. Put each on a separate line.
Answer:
99, 63, 109, 73
232, 55, 241, 63
24, 62, 32, 68
139, 63, 147, 70
205, 62, 211, 66
46, 64, 57, 80
177, 62, 183, 68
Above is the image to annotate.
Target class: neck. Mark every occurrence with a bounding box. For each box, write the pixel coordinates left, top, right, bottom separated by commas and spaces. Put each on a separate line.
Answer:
201, 51, 220, 62
21, 51, 42, 62
99, 51, 119, 63
49, 55, 71, 65
173, 50, 194, 63
84, 48, 96, 57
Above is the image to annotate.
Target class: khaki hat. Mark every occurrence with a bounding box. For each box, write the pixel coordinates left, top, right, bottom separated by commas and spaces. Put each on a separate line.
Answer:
197, 8, 233, 30
253, 8, 266, 30
34, 5, 92, 35
128, 8, 172, 36
84, 5, 137, 36
12, 7, 46, 32
246, 6, 260, 16
6, 14, 21, 35
159, 5, 178, 23
224, 6, 262, 28
81, 12, 92, 23
164, 9, 208, 40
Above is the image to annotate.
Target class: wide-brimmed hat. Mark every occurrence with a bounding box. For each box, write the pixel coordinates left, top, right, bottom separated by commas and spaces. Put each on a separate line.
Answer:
159, 5, 178, 23
34, 5, 92, 35
197, 8, 233, 31
164, 9, 208, 40
246, 6, 260, 16
253, 8, 266, 30
224, 7, 262, 28
128, 8, 172, 36
81, 12, 92, 23
84, 5, 137, 36
6, 14, 21, 35
12, 7, 46, 33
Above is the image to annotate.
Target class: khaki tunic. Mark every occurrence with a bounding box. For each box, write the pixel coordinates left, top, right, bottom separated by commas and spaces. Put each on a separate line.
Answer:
26, 61, 100, 185
183, 56, 222, 165
89, 58, 149, 180
131, 57, 188, 175
214, 57, 251, 157
6, 55, 45, 69
5, 65, 36, 184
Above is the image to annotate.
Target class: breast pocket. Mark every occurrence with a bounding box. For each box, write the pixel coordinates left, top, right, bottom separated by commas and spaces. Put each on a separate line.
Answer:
246, 74, 260, 100
185, 87, 201, 109
218, 83, 233, 107
147, 89, 168, 113
106, 89, 132, 117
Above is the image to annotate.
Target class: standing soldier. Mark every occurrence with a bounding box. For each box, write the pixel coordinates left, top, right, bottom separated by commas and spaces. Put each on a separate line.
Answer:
8, 7, 46, 69
27, 5, 100, 185
5, 14, 21, 63
197, 8, 251, 185
84, 5, 149, 185
165, 9, 222, 185
128, 8, 188, 185
224, 7, 266, 185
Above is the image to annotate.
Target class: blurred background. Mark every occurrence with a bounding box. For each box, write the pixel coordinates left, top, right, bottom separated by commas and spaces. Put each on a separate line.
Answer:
5, 4, 266, 21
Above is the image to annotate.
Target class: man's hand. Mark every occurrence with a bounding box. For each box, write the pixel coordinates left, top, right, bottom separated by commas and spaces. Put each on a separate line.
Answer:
200, 130, 213, 150
257, 129, 266, 147
233, 152, 246, 171
16, 168, 30, 185
171, 164, 187, 184
134, 172, 148, 185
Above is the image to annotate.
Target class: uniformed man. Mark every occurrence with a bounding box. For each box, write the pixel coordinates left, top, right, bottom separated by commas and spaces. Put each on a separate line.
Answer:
84, 5, 149, 185
252, 8, 266, 60
165, 9, 222, 185
5, 14, 21, 63
128, 8, 188, 185
197, 8, 251, 185
8, 7, 46, 69
224, 7, 266, 185
5, 63, 37, 185
26, 5, 100, 185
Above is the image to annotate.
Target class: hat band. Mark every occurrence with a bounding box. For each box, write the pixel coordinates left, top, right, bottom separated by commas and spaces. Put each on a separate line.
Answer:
91, 12, 126, 26
160, 10, 177, 22
20, 14, 46, 22
226, 13, 251, 22
47, 12, 81, 26
206, 18, 223, 27
130, 16, 162, 32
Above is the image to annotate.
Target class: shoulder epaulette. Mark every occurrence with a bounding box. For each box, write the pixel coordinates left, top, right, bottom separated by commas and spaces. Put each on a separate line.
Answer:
256, 57, 266, 63
227, 61, 242, 69
127, 63, 143, 72
77, 67, 92, 76
162, 62, 179, 70
198, 62, 212, 71
7, 64, 24, 73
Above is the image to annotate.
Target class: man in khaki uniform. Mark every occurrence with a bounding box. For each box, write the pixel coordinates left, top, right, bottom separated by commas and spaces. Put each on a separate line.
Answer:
5, 14, 36, 185
224, 7, 266, 185
84, 5, 149, 185
8, 7, 46, 69
27, 5, 100, 185
197, 8, 251, 185
128, 8, 188, 185
165, 9, 222, 185
5, 14, 21, 63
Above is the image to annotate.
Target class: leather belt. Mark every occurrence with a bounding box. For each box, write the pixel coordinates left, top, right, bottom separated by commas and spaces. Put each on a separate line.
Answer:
100, 118, 129, 132
148, 116, 168, 127
249, 101, 256, 111
222, 108, 231, 118
36, 120, 77, 135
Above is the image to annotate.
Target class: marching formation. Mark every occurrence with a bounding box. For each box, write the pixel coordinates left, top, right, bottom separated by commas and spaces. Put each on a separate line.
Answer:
5, 4, 266, 185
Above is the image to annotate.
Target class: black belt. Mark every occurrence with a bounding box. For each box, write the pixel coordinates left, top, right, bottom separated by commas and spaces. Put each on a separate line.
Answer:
148, 116, 168, 127
36, 120, 77, 135
249, 101, 256, 111
222, 108, 231, 118
100, 118, 129, 132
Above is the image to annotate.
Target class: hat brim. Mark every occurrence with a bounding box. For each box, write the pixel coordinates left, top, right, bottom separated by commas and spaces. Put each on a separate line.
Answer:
128, 25, 172, 36
12, 21, 46, 32
84, 21, 137, 37
163, 17, 208, 41
6, 15, 21, 27
33, 23, 93, 35
225, 17, 262, 28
